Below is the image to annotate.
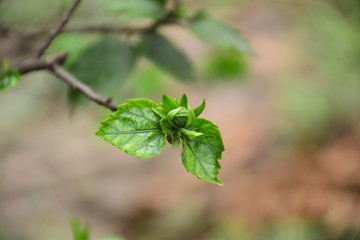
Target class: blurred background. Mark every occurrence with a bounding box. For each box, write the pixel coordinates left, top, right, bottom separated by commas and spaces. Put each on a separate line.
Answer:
1, 0, 360, 239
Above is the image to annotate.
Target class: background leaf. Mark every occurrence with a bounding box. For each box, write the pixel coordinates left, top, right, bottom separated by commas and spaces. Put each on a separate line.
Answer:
202, 50, 248, 81
189, 12, 254, 55
47, 33, 97, 66
181, 118, 224, 185
107, 0, 166, 20
141, 32, 195, 81
67, 37, 136, 105
96, 99, 166, 158
0, 71, 21, 92
71, 218, 90, 240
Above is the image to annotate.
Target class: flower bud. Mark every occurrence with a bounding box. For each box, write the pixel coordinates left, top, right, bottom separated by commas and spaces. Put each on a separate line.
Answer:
167, 107, 195, 128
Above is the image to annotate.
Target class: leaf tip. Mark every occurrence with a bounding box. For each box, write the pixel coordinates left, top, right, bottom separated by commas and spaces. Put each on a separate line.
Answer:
193, 99, 206, 117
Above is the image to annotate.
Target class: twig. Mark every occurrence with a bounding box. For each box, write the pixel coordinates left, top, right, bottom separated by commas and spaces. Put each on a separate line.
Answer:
2, 53, 119, 111
0, 52, 68, 76
50, 64, 119, 111
16, 52, 68, 75
34, 0, 82, 58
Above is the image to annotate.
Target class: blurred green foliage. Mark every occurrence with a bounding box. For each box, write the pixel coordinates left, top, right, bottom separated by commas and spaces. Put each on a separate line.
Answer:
141, 32, 195, 82
47, 33, 98, 66
189, 11, 254, 55
128, 63, 173, 97
0, 60, 21, 92
276, 0, 360, 149
71, 219, 90, 240
201, 50, 248, 82
71, 219, 126, 240
107, 0, 166, 21
67, 37, 137, 105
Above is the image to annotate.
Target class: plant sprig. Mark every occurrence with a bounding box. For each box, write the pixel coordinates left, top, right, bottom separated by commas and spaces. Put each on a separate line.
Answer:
96, 94, 224, 185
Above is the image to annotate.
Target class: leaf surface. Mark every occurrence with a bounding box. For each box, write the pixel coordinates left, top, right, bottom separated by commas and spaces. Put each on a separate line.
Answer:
96, 99, 166, 158
189, 12, 254, 55
181, 118, 224, 185
141, 33, 195, 81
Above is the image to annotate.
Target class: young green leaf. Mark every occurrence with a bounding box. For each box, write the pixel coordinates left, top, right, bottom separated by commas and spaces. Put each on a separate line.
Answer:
152, 105, 167, 118
71, 218, 90, 240
0, 70, 21, 92
193, 99, 206, 117
162, 94, 179, 113
181, 118, 224, 185
141, 33, 195, 81
189, 12, 254, 55
180, 128, 203, 140
107, 0, 166, 20
180, 93, 188, 108
96, 99, 166, 158
68, 37, 136, 106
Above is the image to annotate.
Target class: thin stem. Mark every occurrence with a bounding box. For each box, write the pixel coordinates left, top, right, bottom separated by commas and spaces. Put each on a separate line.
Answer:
0, 52, 68, 76
50, 64, 118, 111
34, 0, 82, 58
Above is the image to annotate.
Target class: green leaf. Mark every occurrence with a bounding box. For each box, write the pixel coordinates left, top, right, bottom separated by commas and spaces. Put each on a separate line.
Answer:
181, 118, 224, 185
162, 94, 179, 113
107, 0, 166, 20
68, 37, 136, 105
71, 218, 90, 240
0, 70, 21, 92
180, 93, 188, 108
193, 99, 206, 117
189, 12, 254, 55
152, 105, 167, 119
96, 99, 166, 158
141, 33, 195, 81
180, 128, 203, 140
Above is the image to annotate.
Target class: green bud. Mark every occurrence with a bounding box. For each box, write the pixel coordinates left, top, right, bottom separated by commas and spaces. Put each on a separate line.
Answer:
167, 107, 190, 128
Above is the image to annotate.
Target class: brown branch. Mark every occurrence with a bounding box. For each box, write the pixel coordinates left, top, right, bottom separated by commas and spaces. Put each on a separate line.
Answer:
0, 52, 68, 76
16, 52, 68, 75
1, 53, 118, 111
49, 64, 119, 111
34, 0, 82, 58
